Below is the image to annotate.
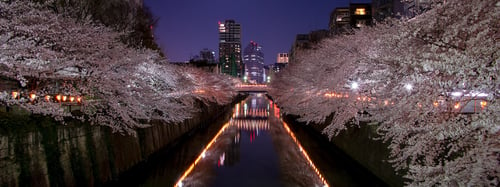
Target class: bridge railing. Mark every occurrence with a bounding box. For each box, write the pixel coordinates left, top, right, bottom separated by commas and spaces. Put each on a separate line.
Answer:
235, 84, 269, 92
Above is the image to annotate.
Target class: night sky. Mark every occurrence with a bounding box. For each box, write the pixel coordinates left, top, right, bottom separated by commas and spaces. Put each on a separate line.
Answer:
144, 0, 371, 65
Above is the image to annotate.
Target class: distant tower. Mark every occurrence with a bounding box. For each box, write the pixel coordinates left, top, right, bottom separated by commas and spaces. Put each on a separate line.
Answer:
243, 41, 265, 84
218, 20, 243, 77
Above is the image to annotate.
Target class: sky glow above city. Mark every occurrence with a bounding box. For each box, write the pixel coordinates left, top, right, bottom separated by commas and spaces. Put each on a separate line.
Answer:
144, 0, 371, 65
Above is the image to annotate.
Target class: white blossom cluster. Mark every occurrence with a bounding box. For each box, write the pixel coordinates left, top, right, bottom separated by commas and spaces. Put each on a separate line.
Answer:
0, 0, 238, 135
270, 0, 499, 186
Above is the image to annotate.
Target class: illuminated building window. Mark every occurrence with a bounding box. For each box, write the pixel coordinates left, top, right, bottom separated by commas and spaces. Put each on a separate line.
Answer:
355, 8, 366, 15
356, 20, 366, 27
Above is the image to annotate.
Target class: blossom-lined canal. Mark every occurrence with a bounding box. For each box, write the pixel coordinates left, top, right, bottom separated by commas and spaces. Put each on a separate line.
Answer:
108, 93, 386, 187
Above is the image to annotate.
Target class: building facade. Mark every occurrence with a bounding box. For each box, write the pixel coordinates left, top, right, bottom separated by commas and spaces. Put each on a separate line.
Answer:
272, 53, 289, 73
329, 7, 351, 35
401, 0, 436, 18
372, 0, 441, 21
290, 30, 329, 62
218, 20, 243, 78
372, 0, 404, 20
329, 3, 372, 35
188, 48, 217, 73
350, 4, 373, 28
243, 41, 265, 84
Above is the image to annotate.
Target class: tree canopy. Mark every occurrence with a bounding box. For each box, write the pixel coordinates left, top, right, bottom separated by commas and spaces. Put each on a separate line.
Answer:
0, 0, 238, 135
270, 0, 499, 186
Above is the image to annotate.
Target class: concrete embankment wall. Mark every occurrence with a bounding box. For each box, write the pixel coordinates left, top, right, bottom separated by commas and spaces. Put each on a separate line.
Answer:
283, 115, 406, 187
0, 95, 244, 187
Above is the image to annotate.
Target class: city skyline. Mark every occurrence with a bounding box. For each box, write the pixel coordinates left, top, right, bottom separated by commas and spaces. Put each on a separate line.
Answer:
143, 0, 371, 65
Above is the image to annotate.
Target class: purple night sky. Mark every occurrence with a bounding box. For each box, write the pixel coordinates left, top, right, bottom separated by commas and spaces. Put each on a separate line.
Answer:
144, 0, 371, 65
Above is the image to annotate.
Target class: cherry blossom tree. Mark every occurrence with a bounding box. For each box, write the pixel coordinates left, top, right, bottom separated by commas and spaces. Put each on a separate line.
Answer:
270, 0, 499, 186
0, 0, 238, 135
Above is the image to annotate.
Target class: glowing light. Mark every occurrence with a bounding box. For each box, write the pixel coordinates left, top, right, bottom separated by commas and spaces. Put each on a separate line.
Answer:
29, 93, 36, 100
354, 8, 366, 15
56, 95, 62, 101
405, 84, 413, 91
175, 122, 231, 187
12, 91, 18, 99
351, 82, 359, 89
454, 102, 460, 109
70, 96, 75, 102
62, 95, 67, 102
480, 101, 487, 108
433, 101, 439, 107
194, 89, 205, 94
45, 95, 51, 102
77, 97, 82, 103
451, 91, 462, 97
282, 121, 329, 187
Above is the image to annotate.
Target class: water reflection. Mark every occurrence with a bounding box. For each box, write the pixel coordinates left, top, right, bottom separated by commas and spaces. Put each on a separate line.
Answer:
106, 93, 386, 187
176, 93, 328, 187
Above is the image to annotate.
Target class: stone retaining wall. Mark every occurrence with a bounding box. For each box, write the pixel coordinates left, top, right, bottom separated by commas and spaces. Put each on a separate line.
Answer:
0, 95, 244, 186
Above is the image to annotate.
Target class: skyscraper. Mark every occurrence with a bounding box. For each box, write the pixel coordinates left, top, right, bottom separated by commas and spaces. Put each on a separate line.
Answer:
243, 41, 265, 84
218, 20, 243, 77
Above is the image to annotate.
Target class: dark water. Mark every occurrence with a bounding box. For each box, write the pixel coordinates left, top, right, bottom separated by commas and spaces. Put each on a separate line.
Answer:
107, 93, 387, 187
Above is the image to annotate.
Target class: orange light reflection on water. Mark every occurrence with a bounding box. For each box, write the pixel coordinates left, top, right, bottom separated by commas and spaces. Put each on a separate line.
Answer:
175, 122, 230, 187
281, 121, 330, 187
175, 100, 329, 187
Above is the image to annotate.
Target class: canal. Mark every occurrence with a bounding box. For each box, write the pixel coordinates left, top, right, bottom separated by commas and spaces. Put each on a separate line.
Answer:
107, 93, 387, 187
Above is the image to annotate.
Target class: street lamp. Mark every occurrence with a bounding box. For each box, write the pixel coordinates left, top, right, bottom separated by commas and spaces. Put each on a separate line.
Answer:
351, 82, 359, 90
405, 83, 413, 91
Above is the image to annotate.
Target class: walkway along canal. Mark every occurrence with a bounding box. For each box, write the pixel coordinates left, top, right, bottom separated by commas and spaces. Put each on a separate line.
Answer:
107, 93, 387, 187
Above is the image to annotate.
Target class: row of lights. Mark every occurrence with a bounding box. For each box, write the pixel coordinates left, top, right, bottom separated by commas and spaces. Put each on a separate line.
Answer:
193, 89, 205, 94
351, 82, 414, 91
236, 84, 268, 87
323, 90, 488, 111
324, 92, 349, 98
11, 91, 82, 103
350, 82, 489, 110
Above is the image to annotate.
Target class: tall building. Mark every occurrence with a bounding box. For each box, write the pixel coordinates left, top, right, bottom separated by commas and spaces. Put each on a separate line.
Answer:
329, 7, 351, 35
243, 41, 265, 84
350, 4, 372, 28
328, 3, 372, 35
218, 20, 243, 77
